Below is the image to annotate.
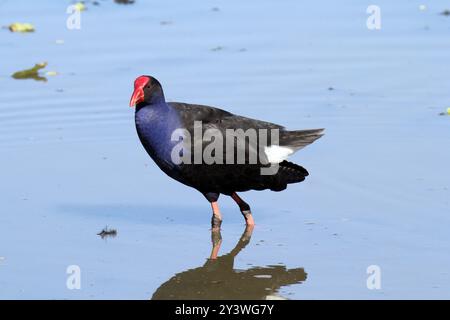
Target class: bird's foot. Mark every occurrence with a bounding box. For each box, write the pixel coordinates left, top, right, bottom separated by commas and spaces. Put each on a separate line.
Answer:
242, 210, 255, 226
211, 214, 222, 230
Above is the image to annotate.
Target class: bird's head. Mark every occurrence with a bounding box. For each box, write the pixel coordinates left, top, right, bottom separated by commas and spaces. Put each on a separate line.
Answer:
129, 75, 165, 107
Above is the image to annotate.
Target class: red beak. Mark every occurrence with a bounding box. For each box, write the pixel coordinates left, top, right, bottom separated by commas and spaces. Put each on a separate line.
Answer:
130, 75, 151, 107
129, 87, 144, 107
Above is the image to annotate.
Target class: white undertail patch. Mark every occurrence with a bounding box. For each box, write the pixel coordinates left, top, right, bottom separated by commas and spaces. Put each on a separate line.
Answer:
264, 145, 294, 163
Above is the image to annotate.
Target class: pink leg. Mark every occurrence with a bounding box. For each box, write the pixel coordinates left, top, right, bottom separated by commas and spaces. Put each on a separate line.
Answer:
211, 201, 222, 230
209, 228, 222, 260
231, 192, 255, 226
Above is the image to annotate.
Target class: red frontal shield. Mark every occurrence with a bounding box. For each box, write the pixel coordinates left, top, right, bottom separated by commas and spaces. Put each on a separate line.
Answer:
129, 76, 150, 107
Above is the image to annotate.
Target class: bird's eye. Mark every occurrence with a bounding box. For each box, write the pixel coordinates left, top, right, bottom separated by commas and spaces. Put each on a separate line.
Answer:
146, 85, 151, 89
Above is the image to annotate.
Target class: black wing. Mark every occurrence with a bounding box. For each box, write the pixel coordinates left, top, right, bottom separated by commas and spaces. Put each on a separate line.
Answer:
168, 102, 323, 193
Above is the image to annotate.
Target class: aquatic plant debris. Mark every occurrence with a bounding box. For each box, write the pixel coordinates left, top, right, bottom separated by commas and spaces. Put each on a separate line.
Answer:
211, 46, 224, 52
74, 2, 86, 12
97, 226, 117, 239
12, 62, 48, 82
441, 10, 450, 16
114, 0, 135, 4
8, 22, 35, 32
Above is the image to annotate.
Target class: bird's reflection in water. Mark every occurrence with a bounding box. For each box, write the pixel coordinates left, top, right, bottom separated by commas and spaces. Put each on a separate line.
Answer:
152, 225, 307, 300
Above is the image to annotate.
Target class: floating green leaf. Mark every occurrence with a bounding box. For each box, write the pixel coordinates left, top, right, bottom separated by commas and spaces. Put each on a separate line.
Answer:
73, 2, 86, 11
12, 62, 48, 82
8, 22, 35, 32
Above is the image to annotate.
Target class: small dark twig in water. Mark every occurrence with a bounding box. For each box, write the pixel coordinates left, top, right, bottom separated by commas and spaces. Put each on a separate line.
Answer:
114, 0, 135, 4
441, 10, 450, 16
98, 226, 117, 239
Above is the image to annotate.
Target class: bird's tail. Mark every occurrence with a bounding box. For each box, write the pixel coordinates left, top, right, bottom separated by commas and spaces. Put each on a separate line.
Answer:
279, 128, 324, 151
278, 160, 309, 183
268, 160, 309, 191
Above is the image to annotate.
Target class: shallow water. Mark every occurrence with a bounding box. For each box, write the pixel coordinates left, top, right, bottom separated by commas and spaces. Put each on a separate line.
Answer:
1, 0, 450, 299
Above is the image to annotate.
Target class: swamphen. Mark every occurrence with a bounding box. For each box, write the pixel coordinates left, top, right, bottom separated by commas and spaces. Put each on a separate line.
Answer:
130, 75, 324, 228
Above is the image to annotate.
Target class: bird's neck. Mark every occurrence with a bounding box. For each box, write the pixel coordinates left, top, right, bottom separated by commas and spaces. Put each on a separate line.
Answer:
135, 101, 170, 126
149, 94, 166, 105
135, 101, 180, 171
135, 96, 166, 112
